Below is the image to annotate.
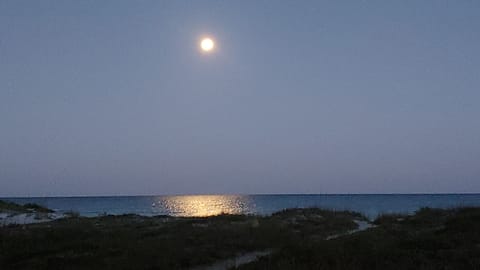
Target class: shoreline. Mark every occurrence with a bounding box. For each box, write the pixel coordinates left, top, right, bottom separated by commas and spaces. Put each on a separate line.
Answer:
3, 194, 480, 220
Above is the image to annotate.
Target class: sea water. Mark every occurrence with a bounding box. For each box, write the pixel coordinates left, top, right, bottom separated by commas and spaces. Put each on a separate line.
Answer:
3, 194, 480, 219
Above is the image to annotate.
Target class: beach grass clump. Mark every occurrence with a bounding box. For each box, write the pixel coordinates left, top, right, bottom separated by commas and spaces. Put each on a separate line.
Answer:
0, 200, 53, 214
64, 210, 80, 218
268, 208, 362, 240
22, 203, 54, 213
373, 213, 407, 225
0, 200, 28, 213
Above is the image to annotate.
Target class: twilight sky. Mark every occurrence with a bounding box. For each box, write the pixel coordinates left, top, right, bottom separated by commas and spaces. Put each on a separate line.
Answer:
1, 1, 479, 196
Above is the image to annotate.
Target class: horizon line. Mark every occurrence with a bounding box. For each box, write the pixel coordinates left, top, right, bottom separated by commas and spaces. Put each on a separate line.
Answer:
2, 192, 480, 199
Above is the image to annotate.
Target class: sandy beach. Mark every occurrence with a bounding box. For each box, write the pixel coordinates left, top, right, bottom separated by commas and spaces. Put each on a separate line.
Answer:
0, 212, 64, 226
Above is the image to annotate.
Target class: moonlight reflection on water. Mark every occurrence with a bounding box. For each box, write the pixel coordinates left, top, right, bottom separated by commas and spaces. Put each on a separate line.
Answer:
158, 195, 254, 217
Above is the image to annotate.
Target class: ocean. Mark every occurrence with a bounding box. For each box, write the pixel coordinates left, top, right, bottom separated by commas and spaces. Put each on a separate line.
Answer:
3, 194, 480, 219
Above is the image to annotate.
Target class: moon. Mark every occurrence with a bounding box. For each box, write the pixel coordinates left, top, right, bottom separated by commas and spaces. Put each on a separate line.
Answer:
200, 38, 215, 52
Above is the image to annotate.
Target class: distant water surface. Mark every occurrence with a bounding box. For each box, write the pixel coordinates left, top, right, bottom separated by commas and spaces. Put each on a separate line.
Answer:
3, 194, 480, 219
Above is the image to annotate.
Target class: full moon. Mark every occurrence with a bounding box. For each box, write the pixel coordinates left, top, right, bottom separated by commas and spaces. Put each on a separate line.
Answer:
200, 38, 215, 52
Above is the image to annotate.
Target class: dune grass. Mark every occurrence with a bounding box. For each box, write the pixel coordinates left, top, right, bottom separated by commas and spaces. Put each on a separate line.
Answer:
0, 208, 359, 270
0, 200, 53, 213
236, 207, 480, 270
1, 207, 479, 269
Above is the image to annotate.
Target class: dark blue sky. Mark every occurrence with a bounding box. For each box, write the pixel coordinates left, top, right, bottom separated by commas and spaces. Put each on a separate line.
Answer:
1, 1, 479, 196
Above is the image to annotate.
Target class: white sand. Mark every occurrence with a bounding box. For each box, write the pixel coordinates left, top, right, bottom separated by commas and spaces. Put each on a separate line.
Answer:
0, 212, 65, 226
325, 219, 375, 240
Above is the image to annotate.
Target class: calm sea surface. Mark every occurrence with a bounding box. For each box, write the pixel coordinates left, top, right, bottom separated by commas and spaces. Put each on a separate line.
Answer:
3, 194, 480, 219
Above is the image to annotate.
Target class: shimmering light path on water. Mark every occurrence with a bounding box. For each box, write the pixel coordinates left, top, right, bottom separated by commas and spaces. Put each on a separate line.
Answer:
4, 194, 480, 219
159, 195, 253, 217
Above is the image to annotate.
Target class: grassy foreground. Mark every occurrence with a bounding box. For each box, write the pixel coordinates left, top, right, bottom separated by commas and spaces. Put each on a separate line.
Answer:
238, 207, 480, 270
1, 205, 479, 269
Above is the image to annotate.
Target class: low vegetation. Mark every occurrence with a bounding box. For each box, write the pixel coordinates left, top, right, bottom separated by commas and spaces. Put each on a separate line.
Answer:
1, 205, 479, 269
237, 207, 480, 270
0, 207, 359, 269
0, 200, 53, 213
